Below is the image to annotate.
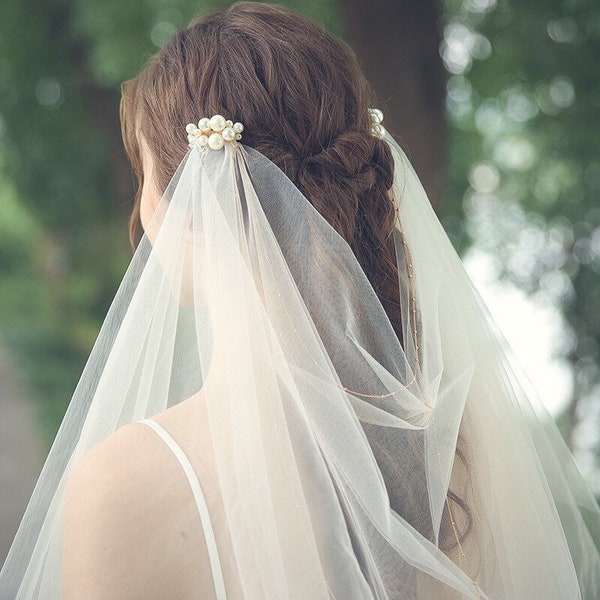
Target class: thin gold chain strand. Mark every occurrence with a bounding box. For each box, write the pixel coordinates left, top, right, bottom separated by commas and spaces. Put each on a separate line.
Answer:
341, 202, 422, 399
445, 497, 481, 599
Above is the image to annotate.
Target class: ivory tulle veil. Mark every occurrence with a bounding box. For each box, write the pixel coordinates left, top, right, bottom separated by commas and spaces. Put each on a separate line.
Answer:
1, 126, 599, 599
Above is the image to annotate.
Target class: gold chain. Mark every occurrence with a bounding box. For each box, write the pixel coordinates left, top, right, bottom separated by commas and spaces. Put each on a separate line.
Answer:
340, 201, 436, 422
445, 497, 481, 598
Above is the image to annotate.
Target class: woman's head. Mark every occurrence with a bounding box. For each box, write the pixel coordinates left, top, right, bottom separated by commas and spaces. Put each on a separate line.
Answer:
121, 0, 400, 335
119, 2, 475, 556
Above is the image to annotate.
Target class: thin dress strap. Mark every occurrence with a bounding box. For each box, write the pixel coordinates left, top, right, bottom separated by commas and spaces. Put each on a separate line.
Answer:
138, 418, 227, 600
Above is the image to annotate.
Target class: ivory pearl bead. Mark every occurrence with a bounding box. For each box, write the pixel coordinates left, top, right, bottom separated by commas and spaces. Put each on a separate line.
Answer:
198, 135, 209, 147
186, 123, 197, 134
208, 133, 224, 150
370, 108, 384, 124
222, 127, 236, 142
209, 114, 226, 132
198, 118, 211, 132
372, 124, 385, 138
233, 122, 244, 133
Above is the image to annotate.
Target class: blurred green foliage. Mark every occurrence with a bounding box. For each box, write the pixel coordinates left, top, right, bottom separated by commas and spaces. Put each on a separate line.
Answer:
440, 0, 600, 471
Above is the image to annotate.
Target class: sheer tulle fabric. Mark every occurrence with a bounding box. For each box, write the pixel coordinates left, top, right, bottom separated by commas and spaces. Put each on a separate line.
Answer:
1, 135, 599, 599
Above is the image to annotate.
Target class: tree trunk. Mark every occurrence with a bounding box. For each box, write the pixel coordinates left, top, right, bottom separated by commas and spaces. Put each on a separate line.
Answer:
339, 0, 447, 213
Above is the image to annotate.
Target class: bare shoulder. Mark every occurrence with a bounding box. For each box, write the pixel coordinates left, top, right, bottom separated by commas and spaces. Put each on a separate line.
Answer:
62, 421, 190, 599
65, 421, 165, 507
65, 395, 211, 505
61, 407, 225, 599
63, 422, 173, 558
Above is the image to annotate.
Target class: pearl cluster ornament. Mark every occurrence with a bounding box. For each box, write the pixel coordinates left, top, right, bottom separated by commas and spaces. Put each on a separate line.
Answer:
368, 108, 386, 139
185, 114, 244, 150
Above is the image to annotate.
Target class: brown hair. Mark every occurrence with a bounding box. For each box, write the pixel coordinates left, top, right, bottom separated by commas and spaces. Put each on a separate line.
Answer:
120, 1, 402, 342
120, 0, 474, 570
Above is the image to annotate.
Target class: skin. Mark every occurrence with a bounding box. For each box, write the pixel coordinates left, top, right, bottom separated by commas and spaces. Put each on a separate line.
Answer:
61, 144, 242, 599
62, 407, 213, 599
139, 137, 160, 234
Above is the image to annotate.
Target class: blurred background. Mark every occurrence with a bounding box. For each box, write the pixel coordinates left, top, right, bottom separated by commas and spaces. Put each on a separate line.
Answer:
1, 0, 599, 564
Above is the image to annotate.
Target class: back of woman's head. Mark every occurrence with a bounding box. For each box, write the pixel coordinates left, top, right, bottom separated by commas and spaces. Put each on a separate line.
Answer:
120, 1, 401, 339
120, 1, 475, 557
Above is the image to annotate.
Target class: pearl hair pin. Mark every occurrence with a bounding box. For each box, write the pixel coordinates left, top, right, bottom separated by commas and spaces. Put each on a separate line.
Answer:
369, 108, 386, 139
187, 110, 381, 148
186, 114, 244, 150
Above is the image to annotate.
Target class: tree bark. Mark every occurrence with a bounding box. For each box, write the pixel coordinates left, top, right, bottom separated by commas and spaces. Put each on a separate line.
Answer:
339, 0, 447, 213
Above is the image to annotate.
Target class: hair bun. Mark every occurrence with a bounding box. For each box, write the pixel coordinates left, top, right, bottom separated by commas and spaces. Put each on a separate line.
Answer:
298, 130, 394, 196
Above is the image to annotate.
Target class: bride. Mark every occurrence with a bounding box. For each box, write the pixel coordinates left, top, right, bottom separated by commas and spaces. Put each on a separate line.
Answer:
2, 2, 599, 598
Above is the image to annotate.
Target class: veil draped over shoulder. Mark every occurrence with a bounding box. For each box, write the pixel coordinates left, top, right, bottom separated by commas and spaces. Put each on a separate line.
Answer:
1, 124, 599, 599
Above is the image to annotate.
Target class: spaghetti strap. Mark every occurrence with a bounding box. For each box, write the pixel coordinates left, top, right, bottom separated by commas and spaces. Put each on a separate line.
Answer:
138, 418, 227, 600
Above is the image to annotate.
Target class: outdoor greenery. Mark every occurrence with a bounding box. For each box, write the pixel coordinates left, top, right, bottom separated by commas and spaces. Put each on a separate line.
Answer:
0, 0, 599, 495
440, 0, 600, 490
